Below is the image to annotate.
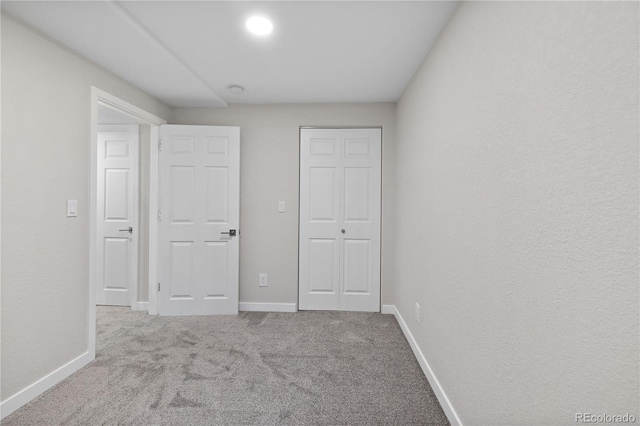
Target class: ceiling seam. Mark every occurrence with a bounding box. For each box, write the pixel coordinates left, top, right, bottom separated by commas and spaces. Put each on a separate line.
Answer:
108, 0, 228, 107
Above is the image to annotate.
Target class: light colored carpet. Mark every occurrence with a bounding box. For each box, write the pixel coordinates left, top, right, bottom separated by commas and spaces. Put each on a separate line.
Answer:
3, 307, 449, 425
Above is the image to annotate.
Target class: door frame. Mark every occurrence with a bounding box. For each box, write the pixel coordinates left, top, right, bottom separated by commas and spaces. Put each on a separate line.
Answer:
89, 87, 166, 358
297, 126, 383, 312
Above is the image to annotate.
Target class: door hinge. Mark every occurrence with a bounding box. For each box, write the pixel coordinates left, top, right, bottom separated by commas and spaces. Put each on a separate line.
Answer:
157, 283, 161, 292
157, 210, 162, 222
159, 140, 163, 151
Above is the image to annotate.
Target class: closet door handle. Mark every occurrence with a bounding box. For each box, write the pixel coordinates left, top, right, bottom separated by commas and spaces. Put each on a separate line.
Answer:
119, 227, 133, 234
221, 229, 237, 237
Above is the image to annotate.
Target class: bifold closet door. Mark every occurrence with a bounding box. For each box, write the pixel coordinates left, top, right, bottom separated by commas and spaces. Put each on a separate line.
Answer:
299, 128, 381, 312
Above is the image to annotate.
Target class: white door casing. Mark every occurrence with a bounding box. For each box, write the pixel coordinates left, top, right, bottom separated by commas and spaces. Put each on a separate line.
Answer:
158, 125, 240, 316
299, 128, 382, 312
96, 125, 139, 306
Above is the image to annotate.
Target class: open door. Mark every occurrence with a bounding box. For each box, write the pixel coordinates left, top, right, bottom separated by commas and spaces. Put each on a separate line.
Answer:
157, 125, 240, 315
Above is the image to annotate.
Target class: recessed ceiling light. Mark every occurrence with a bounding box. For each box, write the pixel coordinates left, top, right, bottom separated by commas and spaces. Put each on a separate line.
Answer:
246, 16, 273, 36
228, 85, 244, 95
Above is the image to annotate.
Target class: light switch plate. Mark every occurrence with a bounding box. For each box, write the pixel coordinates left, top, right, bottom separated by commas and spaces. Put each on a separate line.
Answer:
66, 200, 78, 217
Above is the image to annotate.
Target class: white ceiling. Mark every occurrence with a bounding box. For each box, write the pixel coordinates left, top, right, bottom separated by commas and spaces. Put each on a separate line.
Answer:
2, 1, 459, 108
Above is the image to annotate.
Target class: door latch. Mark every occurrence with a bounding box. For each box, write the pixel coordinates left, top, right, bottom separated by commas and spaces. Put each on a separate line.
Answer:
221, 229, 236, 237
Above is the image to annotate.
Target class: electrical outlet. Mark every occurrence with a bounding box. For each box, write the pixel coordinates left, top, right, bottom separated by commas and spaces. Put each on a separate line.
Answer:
415, 303, 421, 323
259, 273, 268, 287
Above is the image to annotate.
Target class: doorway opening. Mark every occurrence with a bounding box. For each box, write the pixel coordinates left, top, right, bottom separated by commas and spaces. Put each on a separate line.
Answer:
89, 87, 166, 358
95, 119, 140, 308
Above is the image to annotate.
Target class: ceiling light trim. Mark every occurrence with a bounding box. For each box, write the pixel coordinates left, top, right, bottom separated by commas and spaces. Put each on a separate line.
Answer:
109, 1, 227, 107
245, 16, 273, 36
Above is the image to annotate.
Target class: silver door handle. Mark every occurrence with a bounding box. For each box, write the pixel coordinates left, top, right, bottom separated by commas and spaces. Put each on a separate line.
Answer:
221, 229, 236, 236
119, 227, 133, 234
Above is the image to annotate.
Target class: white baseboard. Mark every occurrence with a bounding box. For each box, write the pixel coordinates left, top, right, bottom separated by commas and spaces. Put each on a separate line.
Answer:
132, 301, 149, 311
381, 304, 395, 314
0, 351, 93, 420
386, 305, 463, 426
239, 302, 297, 313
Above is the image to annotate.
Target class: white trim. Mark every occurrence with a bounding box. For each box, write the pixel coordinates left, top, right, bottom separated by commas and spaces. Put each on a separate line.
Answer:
93, 88, 167, 126
239, 302, 297, 313
90, 91, 99, 359
132, 302, 149, 311
97, 124, 138, 133
148, 125, 159, 315
0, 351, 92, 420
381, 304, 395, 314
386, 305, 463, 426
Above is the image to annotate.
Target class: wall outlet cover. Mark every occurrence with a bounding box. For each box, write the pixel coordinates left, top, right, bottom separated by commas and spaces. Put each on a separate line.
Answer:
259, 273, 268, 287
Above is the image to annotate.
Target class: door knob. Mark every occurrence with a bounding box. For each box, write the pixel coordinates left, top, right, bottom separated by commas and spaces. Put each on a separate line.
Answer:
341, 229, 346, 234
221, 229, 237, 237
119, 227, 133, 234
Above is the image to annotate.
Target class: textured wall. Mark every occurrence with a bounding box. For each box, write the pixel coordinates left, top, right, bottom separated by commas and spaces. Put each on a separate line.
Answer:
171, 104, 397, 308
394, 1, 639, 424
1, 14, 170, 401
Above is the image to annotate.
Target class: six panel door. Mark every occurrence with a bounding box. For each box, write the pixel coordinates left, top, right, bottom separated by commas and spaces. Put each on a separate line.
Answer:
96, 125, 139, 306
158, 125, 240, 316
299, 128, 382, 312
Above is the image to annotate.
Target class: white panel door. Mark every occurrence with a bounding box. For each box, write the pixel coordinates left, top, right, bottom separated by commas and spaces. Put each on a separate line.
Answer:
96, 125, 139, 306
158, 125, 240, 316
299, 128, 381, 312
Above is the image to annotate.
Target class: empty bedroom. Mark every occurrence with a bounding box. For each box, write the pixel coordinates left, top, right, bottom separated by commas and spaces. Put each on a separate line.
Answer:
1, 1, 637, 425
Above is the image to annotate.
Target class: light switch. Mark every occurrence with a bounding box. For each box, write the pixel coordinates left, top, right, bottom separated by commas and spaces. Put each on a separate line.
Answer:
278, 201, 285, 213
66, 200, 78, 217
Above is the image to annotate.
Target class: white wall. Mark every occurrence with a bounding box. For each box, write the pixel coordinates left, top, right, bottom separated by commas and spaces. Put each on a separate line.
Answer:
1, 14, 170, 402
138, 124, 150, 305
394, 1, 639, 424
171, 104, 397, 308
